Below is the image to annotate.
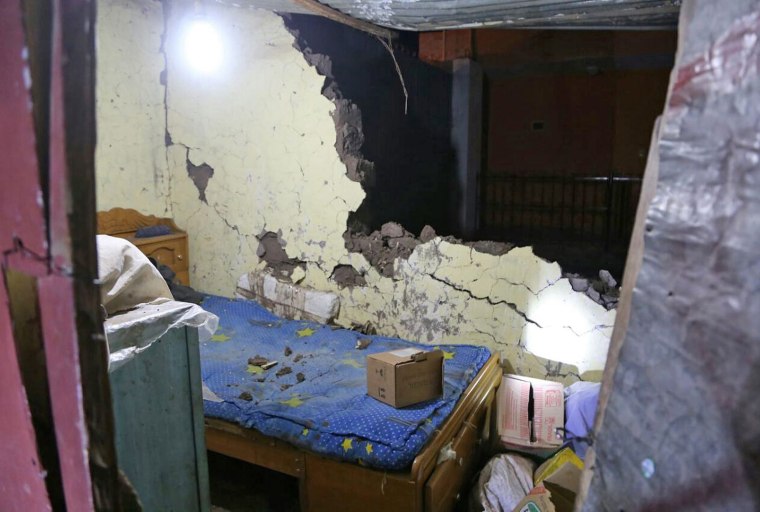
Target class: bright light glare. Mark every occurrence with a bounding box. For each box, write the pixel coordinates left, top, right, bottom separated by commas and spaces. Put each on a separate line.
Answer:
184, 18, 223, 74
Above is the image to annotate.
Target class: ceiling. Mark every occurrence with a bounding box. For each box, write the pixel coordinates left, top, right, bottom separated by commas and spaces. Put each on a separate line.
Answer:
221, 0, 682, 31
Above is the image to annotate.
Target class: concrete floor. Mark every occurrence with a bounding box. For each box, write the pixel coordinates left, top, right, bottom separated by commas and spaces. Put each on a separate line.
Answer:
208, 451, 299, 512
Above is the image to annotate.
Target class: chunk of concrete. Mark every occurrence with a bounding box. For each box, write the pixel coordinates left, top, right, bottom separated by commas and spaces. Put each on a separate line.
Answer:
380, 221, 405, 238
599, 269, 618, 289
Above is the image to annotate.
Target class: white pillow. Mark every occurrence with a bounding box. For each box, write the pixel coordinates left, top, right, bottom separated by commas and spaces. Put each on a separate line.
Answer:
97, 235, 173, 315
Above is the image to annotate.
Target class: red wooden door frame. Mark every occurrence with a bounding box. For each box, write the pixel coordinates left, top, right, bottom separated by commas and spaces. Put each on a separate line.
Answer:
1, 0, 122, 509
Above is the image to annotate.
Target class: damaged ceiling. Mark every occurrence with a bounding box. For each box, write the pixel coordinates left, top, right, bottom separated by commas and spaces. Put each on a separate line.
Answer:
224, 0, 681, 31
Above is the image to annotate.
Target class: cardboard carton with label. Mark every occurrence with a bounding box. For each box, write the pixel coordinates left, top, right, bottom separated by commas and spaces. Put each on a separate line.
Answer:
366, 348, 444, 408
497, 374, 564, 452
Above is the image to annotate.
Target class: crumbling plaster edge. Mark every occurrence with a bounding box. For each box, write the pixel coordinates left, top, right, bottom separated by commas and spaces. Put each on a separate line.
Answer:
154, 5, 616, 379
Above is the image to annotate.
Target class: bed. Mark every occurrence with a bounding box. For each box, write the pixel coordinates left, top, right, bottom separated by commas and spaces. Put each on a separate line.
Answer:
200, 296, 501, 512
96, 208, 503, 512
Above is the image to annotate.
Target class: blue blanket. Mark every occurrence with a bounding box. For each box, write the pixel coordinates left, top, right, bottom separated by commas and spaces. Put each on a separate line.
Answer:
200, 296, 491, 470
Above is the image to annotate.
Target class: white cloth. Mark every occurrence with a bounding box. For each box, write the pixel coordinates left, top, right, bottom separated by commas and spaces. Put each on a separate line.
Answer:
97, 235, 173, 315
470, 454, 536, 512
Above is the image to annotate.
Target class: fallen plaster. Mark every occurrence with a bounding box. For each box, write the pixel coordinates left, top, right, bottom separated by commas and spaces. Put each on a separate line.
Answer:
330, 264, 366, 288
95, 0, 616, 381
343, 222, 422, 277
344, 222, 516, 279
256, 231, 305, 278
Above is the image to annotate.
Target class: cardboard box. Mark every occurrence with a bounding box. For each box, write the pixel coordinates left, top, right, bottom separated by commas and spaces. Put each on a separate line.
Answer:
367, 348, 444, 408
512, 485, 556, 512
533, 447, 584, 512
498, 374, 564, 450
534, 447, 584, 494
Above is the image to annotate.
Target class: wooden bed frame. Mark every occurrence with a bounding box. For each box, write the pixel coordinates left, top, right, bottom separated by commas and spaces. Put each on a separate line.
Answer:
97, 208, 503, 510
205, 354, 502, 512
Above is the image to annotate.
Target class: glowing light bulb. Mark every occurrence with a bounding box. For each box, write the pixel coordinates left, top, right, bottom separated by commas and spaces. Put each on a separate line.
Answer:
183, 18, 223, 74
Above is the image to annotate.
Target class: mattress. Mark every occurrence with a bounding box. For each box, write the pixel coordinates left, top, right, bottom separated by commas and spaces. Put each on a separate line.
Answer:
200, 296, 491, 470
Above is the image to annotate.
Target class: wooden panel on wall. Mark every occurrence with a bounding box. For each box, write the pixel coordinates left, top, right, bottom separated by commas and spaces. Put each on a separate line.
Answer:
419, 30, 473, 64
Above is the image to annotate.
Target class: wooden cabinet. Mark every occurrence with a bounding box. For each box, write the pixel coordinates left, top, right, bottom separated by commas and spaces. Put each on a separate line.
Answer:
130, 232, 189, 285
97, 208, 191, 285
109, 326, 210, 511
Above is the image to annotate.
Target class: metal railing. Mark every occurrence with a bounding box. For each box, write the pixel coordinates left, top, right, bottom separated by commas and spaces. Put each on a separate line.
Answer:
479, 172, 643, 253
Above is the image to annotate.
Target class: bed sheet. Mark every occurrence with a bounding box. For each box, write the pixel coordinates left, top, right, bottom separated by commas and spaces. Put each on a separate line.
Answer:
200, 296, 491, 470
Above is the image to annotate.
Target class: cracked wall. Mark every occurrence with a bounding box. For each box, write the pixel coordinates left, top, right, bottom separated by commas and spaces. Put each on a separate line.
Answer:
94, 0, 615, 381
285, 14, 454, 235
95, 0, 171, 215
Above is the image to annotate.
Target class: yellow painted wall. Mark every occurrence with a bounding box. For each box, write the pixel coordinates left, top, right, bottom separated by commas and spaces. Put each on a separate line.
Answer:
163, 1, 364, 288
95, 0, 170, 215
95, 0, 615, 380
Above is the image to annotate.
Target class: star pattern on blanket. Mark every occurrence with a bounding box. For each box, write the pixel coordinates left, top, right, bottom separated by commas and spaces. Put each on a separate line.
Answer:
296, 327, 316, 337
340, 358, 363, 368
199, 296, 492, 471
280, 395, 305, 407
246, 364, 263, 374
211, 333, 231, 342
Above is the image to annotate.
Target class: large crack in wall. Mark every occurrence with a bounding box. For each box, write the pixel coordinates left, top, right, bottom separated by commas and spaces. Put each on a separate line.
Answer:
277, 25, 616, 378
95, 0, 616, 381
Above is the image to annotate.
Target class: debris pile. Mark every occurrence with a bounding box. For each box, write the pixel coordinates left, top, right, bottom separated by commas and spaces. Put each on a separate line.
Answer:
472, 376, 601, 511
566, 269, 620, 310
343, 222, 421, 277
344, 222, 513, 279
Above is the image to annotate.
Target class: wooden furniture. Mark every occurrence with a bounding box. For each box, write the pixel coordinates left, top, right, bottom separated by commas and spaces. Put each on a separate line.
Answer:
97, 207, 190, 285
109, 326, 210, 512
205, 354, 502, 512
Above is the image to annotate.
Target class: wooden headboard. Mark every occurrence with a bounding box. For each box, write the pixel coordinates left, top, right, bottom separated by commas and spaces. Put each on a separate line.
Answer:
96, 207, 184, 237
96, 208, 191, 285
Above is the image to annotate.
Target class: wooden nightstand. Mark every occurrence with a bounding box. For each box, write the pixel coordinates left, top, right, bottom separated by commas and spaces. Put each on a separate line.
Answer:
97, 208, 190, 285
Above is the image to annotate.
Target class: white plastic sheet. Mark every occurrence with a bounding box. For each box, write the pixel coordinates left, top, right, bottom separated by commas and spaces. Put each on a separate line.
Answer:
105, 299, 218, 372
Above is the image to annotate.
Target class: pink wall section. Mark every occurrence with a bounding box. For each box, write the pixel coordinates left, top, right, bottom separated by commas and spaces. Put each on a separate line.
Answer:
0, 2, 54, 509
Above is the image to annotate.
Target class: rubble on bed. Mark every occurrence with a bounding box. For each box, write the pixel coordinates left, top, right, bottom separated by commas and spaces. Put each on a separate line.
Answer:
198, 295, 490, 470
